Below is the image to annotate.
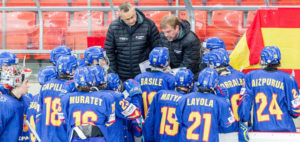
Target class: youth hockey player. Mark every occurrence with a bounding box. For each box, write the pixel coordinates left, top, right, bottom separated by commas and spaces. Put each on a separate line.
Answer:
176, 67, 235, 142
143, 68, 194, 142
238, 46, 300, 132
134, 47, 175, 117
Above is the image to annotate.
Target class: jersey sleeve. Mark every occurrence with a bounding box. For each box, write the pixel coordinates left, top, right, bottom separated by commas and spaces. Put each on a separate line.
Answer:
238, 74, 254, 122
167, 75, 176, 90
215, 86, 230, 104
128, 119, 142, 137
113, 92, 142, 120
127, 94, 143, 117
60, 95, 69, 123
175, 96, 187, 124
284, 76, 300, 117
134, 75, 141, 83
218, 98, 236, 129
120, 99, 142, 120
104, 95, 116, 127
64, 80, 76, 93
143, 91, 159, 142
0, 101, 14, 135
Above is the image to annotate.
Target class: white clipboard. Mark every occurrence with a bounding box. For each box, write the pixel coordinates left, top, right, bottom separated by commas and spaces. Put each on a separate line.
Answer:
139, 60, 151, 73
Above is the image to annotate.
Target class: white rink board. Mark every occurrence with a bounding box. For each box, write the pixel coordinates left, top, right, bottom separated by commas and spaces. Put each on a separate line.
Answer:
220, 131, 300, 142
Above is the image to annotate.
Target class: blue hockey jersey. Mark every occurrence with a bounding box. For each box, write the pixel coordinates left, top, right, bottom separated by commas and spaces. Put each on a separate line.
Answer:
143, 90, 184, 142
0, 84, 9, 95
107, 92, 142, 142
19, 93, 34, 142
238, 69, 300, 132
61, 90, 116, 141
26, 94, 41, 142
176, 92, 235, 142
39, 78, 74, 141
218, 68, 245, 132
0, 93, 24, 142
135, 71, 175, 117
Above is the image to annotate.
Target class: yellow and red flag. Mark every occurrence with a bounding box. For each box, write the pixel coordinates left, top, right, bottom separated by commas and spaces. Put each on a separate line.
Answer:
230, 8, 300, 87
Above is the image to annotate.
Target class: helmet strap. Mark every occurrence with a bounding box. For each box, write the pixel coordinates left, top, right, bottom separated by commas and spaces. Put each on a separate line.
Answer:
216, 67, 231, 76
176, 86, 192, 94
264, 65, 278, 72
197, 87, 215, 94
150, 66, 165, 72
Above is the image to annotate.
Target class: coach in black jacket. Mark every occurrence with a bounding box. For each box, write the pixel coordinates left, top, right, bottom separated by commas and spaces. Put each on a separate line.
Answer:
158, 15, 201, 75
104, 2, 159, 81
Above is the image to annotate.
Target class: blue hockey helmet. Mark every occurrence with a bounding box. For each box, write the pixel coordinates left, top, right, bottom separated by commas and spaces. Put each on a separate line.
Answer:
0, 52, 19, 66
175, 68, 194, 88
89, 65, 107, 86
56, 55, 77, 75
74, 67, 94, 88
77, 58, 87, 67
217, 48, 229, 66
203, 37, 225, 50
208, 49, 225, 68
50, 46, 72, 65
197, 67, 219, 89
149, 47, 169, 68
84, 46, 108, 65
260, 46, 281, 65
107, 73, 121, 91
38, 66, 58, 85
202, 52, 210, 65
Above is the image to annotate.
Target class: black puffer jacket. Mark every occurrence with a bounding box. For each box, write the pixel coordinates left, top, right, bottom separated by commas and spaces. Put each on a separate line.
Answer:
104, 9, 159, 81
158, 20, 201, 74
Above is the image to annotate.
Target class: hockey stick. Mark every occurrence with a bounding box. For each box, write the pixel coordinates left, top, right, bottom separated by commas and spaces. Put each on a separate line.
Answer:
137, 116, 145, 142
25, 120, 41, 142
240, 65, 244, 72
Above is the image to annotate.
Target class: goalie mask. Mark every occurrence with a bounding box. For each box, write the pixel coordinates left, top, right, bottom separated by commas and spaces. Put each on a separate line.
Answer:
1, 65, 31, 89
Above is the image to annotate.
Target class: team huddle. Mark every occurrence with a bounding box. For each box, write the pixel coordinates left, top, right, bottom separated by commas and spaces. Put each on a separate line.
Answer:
0, 37, 300, 142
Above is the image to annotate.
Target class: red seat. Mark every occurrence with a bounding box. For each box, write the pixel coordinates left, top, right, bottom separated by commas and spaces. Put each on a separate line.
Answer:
111, 0, 138, 6
6, 12, 36, 59
276, 0, 300, 5
179, 10, 207, 41
6, 0, 35, 6
33, 12, 69, 59
207, 10, 244, 50
206, 26, 241, 50
71, 0, 107, 6
138, 0, 173, 6
143, 11, 172, 32
179, 0, 203, 5
211, 10, 244, 28
66, 11, 106, 51
241, 0, 267, 5
106, 11, 119, 26
206, 0, 238, 5
40, 0, 69, 6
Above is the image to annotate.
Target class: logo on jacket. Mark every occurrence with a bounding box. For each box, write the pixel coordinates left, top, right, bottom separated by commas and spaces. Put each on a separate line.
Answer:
135, 35, 145, 40
119, 36, 128, 41
174, 49, 182, 54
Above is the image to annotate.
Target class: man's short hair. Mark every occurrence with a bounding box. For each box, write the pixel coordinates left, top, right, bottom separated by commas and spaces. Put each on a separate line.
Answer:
119, 2, 133, 13
160, 15, 181, 29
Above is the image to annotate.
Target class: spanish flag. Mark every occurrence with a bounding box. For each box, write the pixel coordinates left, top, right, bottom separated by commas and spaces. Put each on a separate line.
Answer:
230, 8, 300, 86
